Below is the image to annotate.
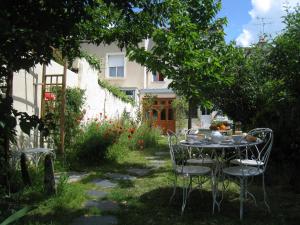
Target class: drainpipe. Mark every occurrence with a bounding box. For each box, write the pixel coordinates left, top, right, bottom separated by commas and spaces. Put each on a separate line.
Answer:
143, 38, 149, 90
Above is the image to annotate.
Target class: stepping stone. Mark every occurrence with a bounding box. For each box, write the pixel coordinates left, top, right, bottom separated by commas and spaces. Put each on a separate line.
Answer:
71, 215, 117, 225
55, 172, 89, 183
91, 179, 117, 188
86, 190, 108, 199
68, 172, 90, 183
149, 160, 166, 164
127, 168, 151, 176
145, 156, 161, 160
155, 151, 169, 156
85, 200, 119, 212
105, 172, 136, 181
149, 160, 166, 169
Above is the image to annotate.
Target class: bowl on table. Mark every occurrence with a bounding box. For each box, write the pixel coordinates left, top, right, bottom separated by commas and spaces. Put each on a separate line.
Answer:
231, 135, 244, 144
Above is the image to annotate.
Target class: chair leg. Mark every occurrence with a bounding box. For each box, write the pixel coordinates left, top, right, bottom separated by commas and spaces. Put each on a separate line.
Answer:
181, 175, 194, 215
169, 174, 177, 204
181, 175, 190, 214
262, 173, 271, 213
240, 178, 246, 220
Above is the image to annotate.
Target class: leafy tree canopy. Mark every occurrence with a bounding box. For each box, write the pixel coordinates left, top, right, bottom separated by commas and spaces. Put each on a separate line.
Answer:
0, 0, 166, 77
127, 0, 233, 108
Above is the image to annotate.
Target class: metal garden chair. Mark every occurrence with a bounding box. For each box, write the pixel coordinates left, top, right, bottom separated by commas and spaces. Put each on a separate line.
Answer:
167, 131, 211, 214
223, 128, 273, 220
185, 129, 215, 165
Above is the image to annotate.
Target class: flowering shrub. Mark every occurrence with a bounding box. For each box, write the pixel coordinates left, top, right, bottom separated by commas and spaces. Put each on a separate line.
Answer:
69, 117, 161, 165
116, 123, 161, 151
70, 120, 124, 165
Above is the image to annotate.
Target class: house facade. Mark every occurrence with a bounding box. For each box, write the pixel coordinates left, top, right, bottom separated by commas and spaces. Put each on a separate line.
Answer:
81, 39, 176, 132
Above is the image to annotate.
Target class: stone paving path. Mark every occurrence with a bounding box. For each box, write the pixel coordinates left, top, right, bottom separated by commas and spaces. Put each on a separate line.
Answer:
86, 190, 108, 199
105, 172, 137, 181
91, 179, 118, 188
55, 172, 90, 183
70, 150, 168, 225
71, 215, 118, 225
127, 168, 151, 176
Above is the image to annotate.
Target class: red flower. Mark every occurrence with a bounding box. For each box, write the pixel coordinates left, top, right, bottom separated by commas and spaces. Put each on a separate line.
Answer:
128, 128, 135, 134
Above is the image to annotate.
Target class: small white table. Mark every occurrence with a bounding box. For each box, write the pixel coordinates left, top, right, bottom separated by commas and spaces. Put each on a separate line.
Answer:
21, 148, 55, 168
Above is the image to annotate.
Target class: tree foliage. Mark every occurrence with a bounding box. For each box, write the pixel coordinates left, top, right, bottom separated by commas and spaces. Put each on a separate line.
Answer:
127, 0, 234, 128
210, 6, 300, 176
128, 0, 230, 105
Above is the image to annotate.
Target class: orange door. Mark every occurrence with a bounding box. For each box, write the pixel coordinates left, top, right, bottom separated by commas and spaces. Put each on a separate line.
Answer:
144, 98, 176, 134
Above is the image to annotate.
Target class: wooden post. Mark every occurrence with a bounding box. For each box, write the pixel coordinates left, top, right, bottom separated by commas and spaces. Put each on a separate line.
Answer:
40, 65, 46, 147
41, 64, 46, 118
59, 61, 67, 155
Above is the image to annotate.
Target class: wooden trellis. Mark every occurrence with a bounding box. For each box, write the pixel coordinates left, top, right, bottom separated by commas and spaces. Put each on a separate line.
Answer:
41, 62, 67, 154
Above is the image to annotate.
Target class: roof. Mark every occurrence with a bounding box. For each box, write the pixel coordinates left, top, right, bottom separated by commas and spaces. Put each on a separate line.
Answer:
140, 88, 174, 94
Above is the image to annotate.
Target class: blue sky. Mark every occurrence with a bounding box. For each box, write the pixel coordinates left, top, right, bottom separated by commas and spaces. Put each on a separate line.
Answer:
219, 0, 300, 46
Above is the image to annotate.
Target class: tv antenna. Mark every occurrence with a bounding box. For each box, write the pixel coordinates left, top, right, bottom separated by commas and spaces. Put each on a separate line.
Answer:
254, 17, 272, 35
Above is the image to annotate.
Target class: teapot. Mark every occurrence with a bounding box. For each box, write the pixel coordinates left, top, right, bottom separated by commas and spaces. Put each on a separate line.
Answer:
211, 131, 223, 144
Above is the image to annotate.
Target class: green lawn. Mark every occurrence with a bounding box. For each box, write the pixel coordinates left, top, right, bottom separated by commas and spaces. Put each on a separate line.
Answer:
5, 137, 300, 225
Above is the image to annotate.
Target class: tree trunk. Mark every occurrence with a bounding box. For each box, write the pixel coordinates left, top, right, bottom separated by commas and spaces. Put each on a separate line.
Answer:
3, 70, 14, 194
188, 98, 193, 129
20, 153, 31, 186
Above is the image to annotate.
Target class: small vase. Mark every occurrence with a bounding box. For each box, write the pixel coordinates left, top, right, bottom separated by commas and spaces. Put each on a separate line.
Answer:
211, 131, 223, 144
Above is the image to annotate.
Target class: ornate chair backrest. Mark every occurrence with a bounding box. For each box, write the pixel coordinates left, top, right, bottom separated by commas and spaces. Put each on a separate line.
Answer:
247, 128, 273, 172
185, 129, 199, 141
167, 130, 182, 171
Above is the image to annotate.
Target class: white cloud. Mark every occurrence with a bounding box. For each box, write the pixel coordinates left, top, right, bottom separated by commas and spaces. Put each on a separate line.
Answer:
249, 0, 272, 18
236, 0, 300, 47
236, 29, 252, 47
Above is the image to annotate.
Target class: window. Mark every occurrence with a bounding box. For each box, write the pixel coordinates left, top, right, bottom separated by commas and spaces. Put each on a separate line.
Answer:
123, 90, 135, 99
161, 109, 166, 120
152, 71, 164, 82
107, 54, 124, 78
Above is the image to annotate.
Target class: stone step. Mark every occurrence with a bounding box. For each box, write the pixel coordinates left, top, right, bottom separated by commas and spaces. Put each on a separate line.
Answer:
85, 200, 119, 212
105, 172, 136, 181
86, 190, 108, 199
127, 168, 151, 177
55, 172, 90, 183
71, 215, 117, 225
154, 151, 169, 156
90, 179, 117, 188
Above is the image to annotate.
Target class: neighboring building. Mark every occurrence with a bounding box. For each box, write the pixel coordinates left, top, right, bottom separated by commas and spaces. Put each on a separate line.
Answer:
81, 39, 176, 132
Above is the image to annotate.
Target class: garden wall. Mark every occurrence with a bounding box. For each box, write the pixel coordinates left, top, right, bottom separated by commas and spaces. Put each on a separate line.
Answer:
75, 59, 137, 122
12, 59, 137, 137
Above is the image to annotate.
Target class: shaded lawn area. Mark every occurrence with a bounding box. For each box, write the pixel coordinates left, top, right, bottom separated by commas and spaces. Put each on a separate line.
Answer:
6, 137, 300, 225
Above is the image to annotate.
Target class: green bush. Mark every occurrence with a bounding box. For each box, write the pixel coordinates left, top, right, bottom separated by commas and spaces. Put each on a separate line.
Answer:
119, 123, 161, 150
69, 119, 128, 165
68, 118, 161, 166
45, 87, 85, 151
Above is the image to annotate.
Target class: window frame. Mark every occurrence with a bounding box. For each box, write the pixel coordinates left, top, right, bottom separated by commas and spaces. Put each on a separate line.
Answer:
152, 71, 165, 82
106, 52, 126, 79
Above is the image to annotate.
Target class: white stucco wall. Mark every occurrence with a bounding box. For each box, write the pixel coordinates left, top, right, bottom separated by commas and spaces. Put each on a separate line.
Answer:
76, 59, 137, 122
12, 58, 137, 127
13, 60, 79, 118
